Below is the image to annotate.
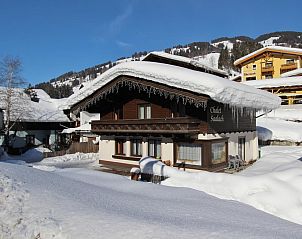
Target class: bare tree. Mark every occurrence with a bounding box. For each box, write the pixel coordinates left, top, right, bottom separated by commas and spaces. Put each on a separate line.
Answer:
0, 56, 27, 148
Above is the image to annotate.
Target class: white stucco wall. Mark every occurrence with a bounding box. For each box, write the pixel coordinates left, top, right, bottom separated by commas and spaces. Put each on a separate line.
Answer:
80, 111, 100, 125
99, 136, 116, 160
216, 131, 258, 162
161, 138, 174, 166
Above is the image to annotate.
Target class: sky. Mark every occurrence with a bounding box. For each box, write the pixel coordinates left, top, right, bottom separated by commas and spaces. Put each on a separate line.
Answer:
0, 0, 302, 85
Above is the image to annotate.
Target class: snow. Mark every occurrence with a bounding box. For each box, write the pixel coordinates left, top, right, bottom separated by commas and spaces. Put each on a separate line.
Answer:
192, 52, 220, 69
259, 36, 280, 47
143, 51, 227, 76
62, 122, 91, 134
281, 68, 302, 77
211, 40, 234, 50
0, 88, 70, 122
1, 152, 302, 238
255, 104, 302, 142
64, 61, 280, 111
244, 76, 302, 88
234, 46, 302, 66
151, 146, 302, 225
257, 117, 302, 142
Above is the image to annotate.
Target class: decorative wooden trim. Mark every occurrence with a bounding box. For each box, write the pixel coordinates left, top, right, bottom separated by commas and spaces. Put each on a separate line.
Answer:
71, 76, 209, 115
112, 155, 141, 161
91, 117, 204, 134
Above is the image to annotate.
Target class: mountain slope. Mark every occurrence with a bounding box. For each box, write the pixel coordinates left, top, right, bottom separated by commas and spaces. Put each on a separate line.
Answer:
34, 31, 302, 99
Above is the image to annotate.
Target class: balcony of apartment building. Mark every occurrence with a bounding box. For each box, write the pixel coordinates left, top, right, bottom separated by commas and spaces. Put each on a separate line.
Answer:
91, 117, 205, 135
261, 62, 274, 74
280, 60, 298, 74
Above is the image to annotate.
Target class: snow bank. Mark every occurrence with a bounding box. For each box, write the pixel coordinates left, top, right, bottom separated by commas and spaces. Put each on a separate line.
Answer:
139, 156, 181, 177
65, 61, 280, 111
35, 152, 99, 169
257, 117, 302, 142
0, 172, 64, 238
161, 146, 302, 225
2, 160, 302, 238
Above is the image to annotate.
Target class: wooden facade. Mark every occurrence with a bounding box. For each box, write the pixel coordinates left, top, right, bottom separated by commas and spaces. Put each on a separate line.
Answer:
69, 75, 257, 171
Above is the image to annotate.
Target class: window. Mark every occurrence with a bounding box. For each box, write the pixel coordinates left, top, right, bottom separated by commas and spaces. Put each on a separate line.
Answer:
115, 139, 126, 155
246, 76, 256, 81
138, 104, 151, 119
148, 139, 161, 159
26, 135, 35, 145
176, 143, 202, 166
131, 139, 142, 156
211, 142, 226, 164
265, 62, 273, 68
286, 59, 295, 64
113, 106, 123, 120
252, 64, 256, 70
264, 74, 273, 79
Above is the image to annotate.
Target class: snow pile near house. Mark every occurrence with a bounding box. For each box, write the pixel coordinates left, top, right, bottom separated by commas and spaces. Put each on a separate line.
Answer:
257, 117, 302, 142
65, 61, 280, 111
2, 159, 302, 238
34, 152, 99, 169
139, 156, 180, 177
156, 146, 302, 225
0, 172, 64, 239
256, 105, 302, 142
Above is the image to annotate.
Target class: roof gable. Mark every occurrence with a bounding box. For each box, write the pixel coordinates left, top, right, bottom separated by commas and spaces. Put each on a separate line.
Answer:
234, 46, 302, 66
143, 51, 228, 77
64, 61, 280, 112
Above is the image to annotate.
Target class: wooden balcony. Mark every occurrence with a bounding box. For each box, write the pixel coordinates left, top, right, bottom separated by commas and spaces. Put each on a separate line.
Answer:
261, 65, 274, 73
280, 62, 297, 71
91, 117, 205, 134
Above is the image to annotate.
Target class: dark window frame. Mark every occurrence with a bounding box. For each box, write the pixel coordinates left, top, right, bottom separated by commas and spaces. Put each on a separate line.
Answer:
130, 138, 143, 156
26, 135, 35, 145
137, 104, 151, 119
148, 139, 161, 159
115, 138, 126, 155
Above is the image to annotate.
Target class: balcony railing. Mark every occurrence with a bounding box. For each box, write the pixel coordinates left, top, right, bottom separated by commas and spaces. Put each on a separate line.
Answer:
280, 62, 297, 71
91, 117, 205, 134
261, 65, 274, 73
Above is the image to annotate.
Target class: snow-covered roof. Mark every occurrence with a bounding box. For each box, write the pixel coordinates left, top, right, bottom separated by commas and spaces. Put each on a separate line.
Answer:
64, 61, 280, 111
234, 46, 302, 66
143, 51, 228, 76
62, 122, 91, 134
281, 68, 302, 78
244, 76, 302, 89
0, 88, 70, 122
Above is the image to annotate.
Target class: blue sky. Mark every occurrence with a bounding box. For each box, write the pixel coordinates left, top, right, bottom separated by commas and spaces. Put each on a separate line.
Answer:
1, 0, 301, 84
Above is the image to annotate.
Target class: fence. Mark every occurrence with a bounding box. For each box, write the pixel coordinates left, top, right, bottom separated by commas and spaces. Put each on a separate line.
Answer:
43, 141, 99, 158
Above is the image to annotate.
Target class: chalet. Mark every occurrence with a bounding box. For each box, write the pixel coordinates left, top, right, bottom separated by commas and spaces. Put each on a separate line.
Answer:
234, 46, 302, 81
234, 46, 302, 105
143, 51, 228, 78
63, 59, 280, 172
244, 76, 302, 105
0, 89, 71, 153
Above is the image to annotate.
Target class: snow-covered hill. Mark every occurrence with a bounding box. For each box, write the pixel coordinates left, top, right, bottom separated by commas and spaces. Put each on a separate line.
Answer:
37, 31, 302, 99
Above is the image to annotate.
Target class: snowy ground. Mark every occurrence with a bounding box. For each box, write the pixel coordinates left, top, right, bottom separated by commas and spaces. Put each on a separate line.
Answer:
257, 105, 302, 142
1, 146, 302, 238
